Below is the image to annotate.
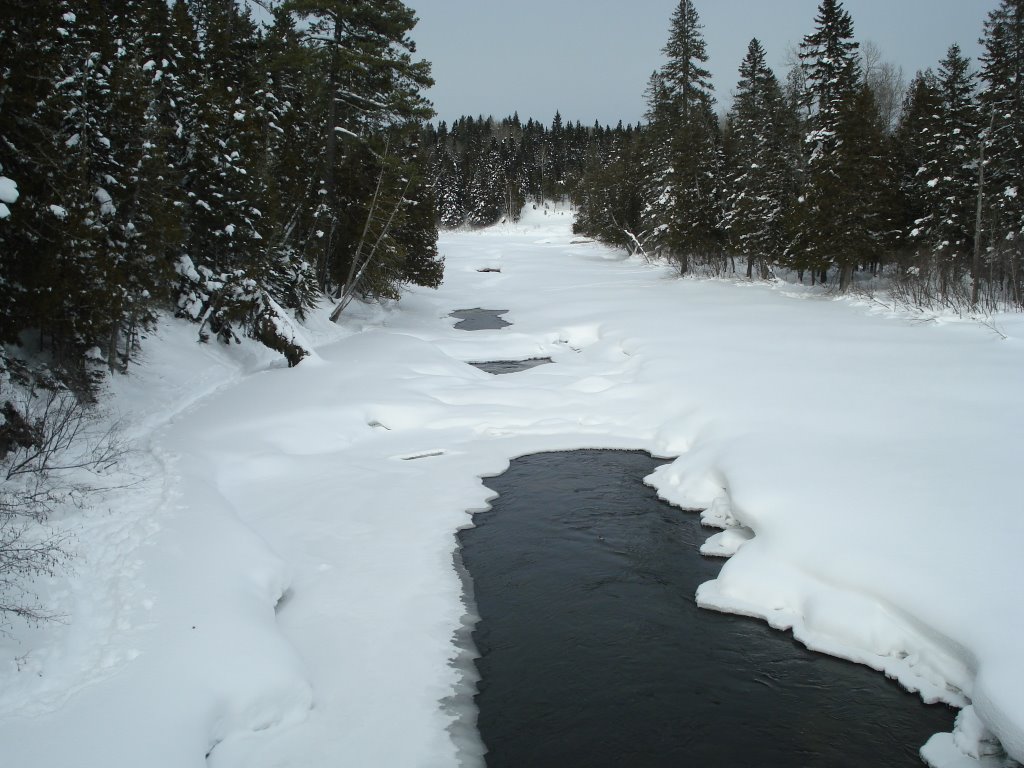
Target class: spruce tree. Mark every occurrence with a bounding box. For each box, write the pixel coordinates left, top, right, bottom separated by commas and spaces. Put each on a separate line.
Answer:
282, 0, 435, 301
894, 70, 943, 269
723, 39, 798, 279
37, 0, 127, 386
0, 2, 65, 348
429, 126, 467, 228
574, 127, 645, 253
466, 135, 505, 226
791, 0, 872, 289
643, 1, 721, 274
252, 5, 321, 319
907, 45, 979, 295
979, 0, 1024, 305
799, 0, 860, 143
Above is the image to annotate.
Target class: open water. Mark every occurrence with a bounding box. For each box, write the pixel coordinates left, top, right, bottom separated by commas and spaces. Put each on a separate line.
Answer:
459, 450, 954, 767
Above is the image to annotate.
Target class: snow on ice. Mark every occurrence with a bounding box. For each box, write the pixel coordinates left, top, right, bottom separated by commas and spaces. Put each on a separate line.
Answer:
0, 203, 1022, 767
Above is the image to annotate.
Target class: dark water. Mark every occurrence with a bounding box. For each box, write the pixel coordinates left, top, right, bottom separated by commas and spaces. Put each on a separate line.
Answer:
459, 450, 953, 768
471, 358, 553, 375
451, 308, 511, 330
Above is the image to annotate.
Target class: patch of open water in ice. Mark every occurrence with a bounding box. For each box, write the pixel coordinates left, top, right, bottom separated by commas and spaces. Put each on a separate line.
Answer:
470, 359, 553, 375
451, 309, 511, 331
458, 450, 953, 767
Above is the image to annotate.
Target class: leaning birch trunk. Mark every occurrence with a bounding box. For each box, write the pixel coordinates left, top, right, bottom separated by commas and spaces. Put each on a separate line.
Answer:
339, 141, 390, 300
330, 177, 412, 323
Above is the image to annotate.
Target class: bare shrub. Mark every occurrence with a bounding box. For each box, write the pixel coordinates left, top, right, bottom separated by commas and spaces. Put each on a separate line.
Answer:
0, 387, 126, 626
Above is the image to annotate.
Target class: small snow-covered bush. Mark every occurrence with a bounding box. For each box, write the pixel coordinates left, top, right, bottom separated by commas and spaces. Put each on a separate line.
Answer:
175, 258, 311, 367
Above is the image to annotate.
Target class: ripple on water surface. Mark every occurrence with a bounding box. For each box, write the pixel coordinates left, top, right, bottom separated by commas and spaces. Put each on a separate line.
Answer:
459, 450, 954, 768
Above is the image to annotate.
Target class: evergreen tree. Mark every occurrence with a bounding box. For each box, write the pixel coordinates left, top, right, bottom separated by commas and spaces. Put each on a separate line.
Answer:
174, 1, 267, 345
34, 0, 127, 387
722, 39, 798, 279
252, 5, 321, 319
644, 1, 722, 274
791, 0, 874, 289
393, 149, 444, 289
799, 0, 860, 142
979, 0, 1024, 305
573, 127, 645, 252
907, 45, 978, 294
637, 73, 675, 258
893, 70, 943, 265
283, 0, 436, 299
466, 135, 504, 226
0, 2, 66, 349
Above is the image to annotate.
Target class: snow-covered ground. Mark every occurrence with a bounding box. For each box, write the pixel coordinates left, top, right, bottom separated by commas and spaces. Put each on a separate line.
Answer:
1, 203, 1022, 767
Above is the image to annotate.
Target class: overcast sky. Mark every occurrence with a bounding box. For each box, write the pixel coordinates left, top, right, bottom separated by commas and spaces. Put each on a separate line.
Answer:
405, 0, 1000, 127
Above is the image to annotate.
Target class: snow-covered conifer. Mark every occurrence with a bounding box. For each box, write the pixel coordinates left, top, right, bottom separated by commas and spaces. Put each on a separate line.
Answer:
979, 0, 1024, 304
722, 39, 799, 279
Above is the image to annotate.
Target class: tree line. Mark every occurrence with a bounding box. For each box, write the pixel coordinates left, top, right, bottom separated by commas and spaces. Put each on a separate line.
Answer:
0, 0, 443, 393
567, 0, 1024, 312
422, 112, 634, 228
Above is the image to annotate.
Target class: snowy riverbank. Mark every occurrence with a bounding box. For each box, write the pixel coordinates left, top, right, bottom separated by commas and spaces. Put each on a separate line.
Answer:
1, 204, 1021, 766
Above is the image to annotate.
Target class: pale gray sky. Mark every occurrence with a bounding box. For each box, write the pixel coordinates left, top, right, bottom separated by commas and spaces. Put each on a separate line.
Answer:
405, 0, 1000, 127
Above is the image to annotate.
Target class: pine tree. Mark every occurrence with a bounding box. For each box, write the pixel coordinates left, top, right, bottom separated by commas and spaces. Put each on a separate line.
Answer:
908, 45, 978, 294
643, 1, 722, 274
661, 0, 714, 123
96, 0, 186, 371
36, 0, 128, 387
979, 0, 1024, 305
393, 152, 443, 289
894, 70, 943, 265
799, 0, 860, 143
0, 1, 66, 348
428, 125, 466, 228
174, 1, 266, 343
498, 133, 527, 220
722, 39, 798, 279
282, 0, 435, 300
252, 5, 321, 319
791, 0, 874, 289
574, 127, 645, 253
466, 135, 504, 226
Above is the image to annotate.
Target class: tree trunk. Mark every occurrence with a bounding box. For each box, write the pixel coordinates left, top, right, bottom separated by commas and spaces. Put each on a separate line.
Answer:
839, 262, 854, 292
972, 114, 992, 310
323, 19, 343, 201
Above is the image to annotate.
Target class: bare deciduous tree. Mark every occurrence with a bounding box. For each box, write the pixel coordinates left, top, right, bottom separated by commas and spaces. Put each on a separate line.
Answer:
863, 40, 906, 134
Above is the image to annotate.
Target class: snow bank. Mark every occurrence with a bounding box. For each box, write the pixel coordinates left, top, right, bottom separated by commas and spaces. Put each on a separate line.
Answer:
2, 204, 1022, 766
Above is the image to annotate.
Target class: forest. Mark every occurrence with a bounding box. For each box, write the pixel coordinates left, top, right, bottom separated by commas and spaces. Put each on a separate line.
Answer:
1, 0, 444, 394
425, 0, 1024, 317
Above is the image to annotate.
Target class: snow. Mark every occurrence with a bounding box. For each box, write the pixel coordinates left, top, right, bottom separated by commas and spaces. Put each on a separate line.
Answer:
95, 187, 115, 216
1, 203, 1023, 766
923, 707, 1012, 768
0, 176, 18, 205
